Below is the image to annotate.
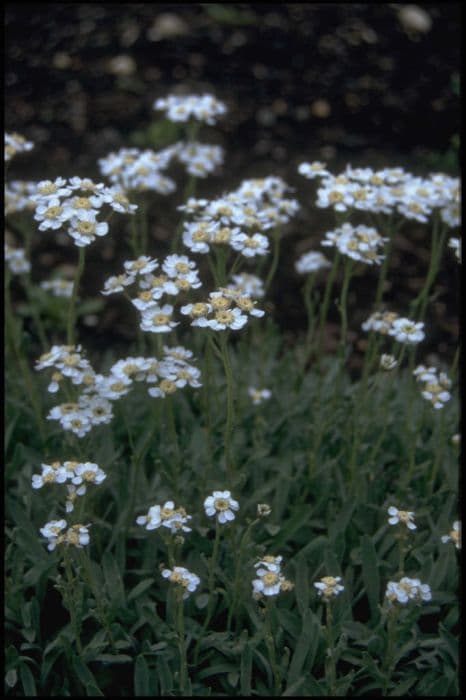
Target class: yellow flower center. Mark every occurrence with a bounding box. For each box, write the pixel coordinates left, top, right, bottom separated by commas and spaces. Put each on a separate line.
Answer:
76, 221, 96, 235
160, 379, 177, 394
214, 498, 230, 511
153, 314, 170, 326
45, 205, 63, 219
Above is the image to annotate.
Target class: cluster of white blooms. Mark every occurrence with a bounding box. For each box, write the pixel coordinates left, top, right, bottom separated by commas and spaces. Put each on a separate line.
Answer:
314, 575, 345, 600
31, 176, 137, 247
321, 223, 388, 265
32, 460, 106, 513
252, 554, 293, 599
204, 490, 239, 524
413, 365, 452, 409
248, 387, 272, 405
448, 237, 461, 262
40, 519, 90, 551
36, 344, 202, 436
98, 146, 178, 194
102, 254, 203, 333
161, 566, 201, 599
176, 142, 224, 178
5, 181, 38, 215
136, 500, 192, 534
362, 311, 425, 345
5, 132, 34, 162
227, 273, 265, 299
387, 506, 417, 530
181, 287, 264, 332
385, 577, 432, 605
298, 162, 460, 224
40, 279, 74, 298
180, 177, 299, 257
441, 520, 461, 550
379, 353, 398, 371
5, 243, 31, 275
153, 93, 227, 125
295, 250, 331, 274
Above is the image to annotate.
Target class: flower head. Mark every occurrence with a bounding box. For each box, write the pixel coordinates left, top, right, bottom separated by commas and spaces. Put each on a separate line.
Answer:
387, 506, 416, 530
161, 566, 201, 599
204, 490, 239, 524
385, 577, 432, 605
441, 521, 461, 550
314, 575, 345, 600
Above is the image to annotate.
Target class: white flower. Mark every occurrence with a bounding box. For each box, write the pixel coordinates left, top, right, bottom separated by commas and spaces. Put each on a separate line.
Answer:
124, 256, 159, 276
40, 519, 67, 550
71, 462, 106, 486
67, 212, 109, 247
137, 501, 192, 533
40, 279, 73, 298
32, 461, 73, 489
380, 354, 398, 371
101, 273, 136, 295
448, 237, 461, 262
5, 132, 34, 161
248, 387, 272, 405
208, 307, 248, 331
253, 570, 284, 597
295, 251, 331, 274
314, 576, 345, 600
140, 304, 179, 334
298, 161, 330, 179
230, 232, 270, 258
388, 318, 425, 345
154, 93, 227, 125
441, 520, 461, 549
34, 197, 71, 231
5, 245, 31, 275
161, 566, 201, 599
387, 506, 416, 530
204, 490, 239, 524
228, 273, 265, 299
254, 555, 283, 573
385, 577, 432, 605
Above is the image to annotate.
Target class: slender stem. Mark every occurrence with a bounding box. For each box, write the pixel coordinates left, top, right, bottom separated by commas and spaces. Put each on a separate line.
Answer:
176, 594, 188, 695
264, 227, 281, 292
78, 550, 116, 651
265, 599, 281, 695
193, 521, 221, 663
382, 607, 399, 696
302, 272, 316, 363
427, 408, 446, 496
227, 518, 259, 631
62, 549, 83, 655
316, 252, 341, 362
218, 333, 235, 484
67, 247, 86, 346
325, 602, 337, 696
338, 258, 354, 358
166, 395, 181, 498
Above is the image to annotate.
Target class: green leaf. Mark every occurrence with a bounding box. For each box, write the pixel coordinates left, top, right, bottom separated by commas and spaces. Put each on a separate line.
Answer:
295, 559, 309, 616
134, 655, 151, 696
5, 668, 18, 688
360, 534, 381, 623
127, 578, 155, 602
19, 662, 37, 696
71, 655, 105, 696
102, 551, 126, 608
287, 608, 314, 686
240, 641, 252, 696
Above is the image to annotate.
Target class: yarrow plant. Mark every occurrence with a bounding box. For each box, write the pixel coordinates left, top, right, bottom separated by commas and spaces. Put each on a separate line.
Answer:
5, 74, 459, 698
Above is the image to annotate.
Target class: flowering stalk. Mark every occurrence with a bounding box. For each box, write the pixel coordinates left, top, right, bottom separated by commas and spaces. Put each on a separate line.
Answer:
337, 257, 354, 358
324, 601, 337, 696
78, 549, 116, 652
175, 590, 189, 695
193, 521, 222, 664
374, 215, 402, 308
67, 247, 86, 346
61, 548, 84, 655
302, 272, 317, 362
427, 408, 447, 496
264, 226, 281, 292
409, 212, 449, 322
316, 251, 341, 362
218, 332, 235, 484
264, 598, 282, 695
227, 517, 260, 632
381, 606, 400, 696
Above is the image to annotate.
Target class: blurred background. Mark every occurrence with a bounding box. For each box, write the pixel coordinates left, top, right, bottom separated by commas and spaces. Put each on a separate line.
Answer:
5, 3, 460, 361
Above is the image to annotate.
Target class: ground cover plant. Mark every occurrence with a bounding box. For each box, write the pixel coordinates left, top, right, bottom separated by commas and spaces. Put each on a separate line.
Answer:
5, 87, 460, 697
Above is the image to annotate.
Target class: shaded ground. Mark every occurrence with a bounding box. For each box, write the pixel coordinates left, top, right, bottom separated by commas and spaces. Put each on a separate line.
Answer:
5, 3, 460, 363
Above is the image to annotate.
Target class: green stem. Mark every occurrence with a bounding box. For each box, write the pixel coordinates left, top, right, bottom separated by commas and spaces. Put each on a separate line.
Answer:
325, 602, 337, 696
302, 272, 316, 363
264, 227, 281, 292
218, 333, 235, 485
316, 252, 341, 363
227, 518, 260, 632
265, 599, 281, 695
78, 550, 116, 651
62, 549, 83, 655
338, 258, 354, 359
176, 594, 188, 695
382, 608, 399, 696
193, 521, 221, 664
67, 247, 86, 346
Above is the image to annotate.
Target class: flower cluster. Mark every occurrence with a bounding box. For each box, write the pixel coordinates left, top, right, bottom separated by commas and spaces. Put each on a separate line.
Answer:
295, 250, 331, 274
5, 242, 31, 275
248, 387, 272, 405
298, 162, 459, 224
314, 575, 345, 600
385, 577, 432, 605
227, 273, 265, 299
5, 180, 38, 215
362, 311, 425, 345
176, 142, 224, 178
136, 500, 192, 534
379, 353, 398, 371
31, 176, 137, 246
36, 343, 202, 436
180, 176, 299, 257
161, 566, 201, 599
413, 365, 452, 409
40, 520, 91, 551
98, 146, 178, 194
5, 132, 34, 162
387, 506, 417, 530
441, 521, 461, 550
204, 490, 239, 524
32, 460, 106, 513
252, 555, 294, 599
40, 278, 74, 298
321, 223, 388, 265
181, 287, 264, 331
153, 93, 227, 125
